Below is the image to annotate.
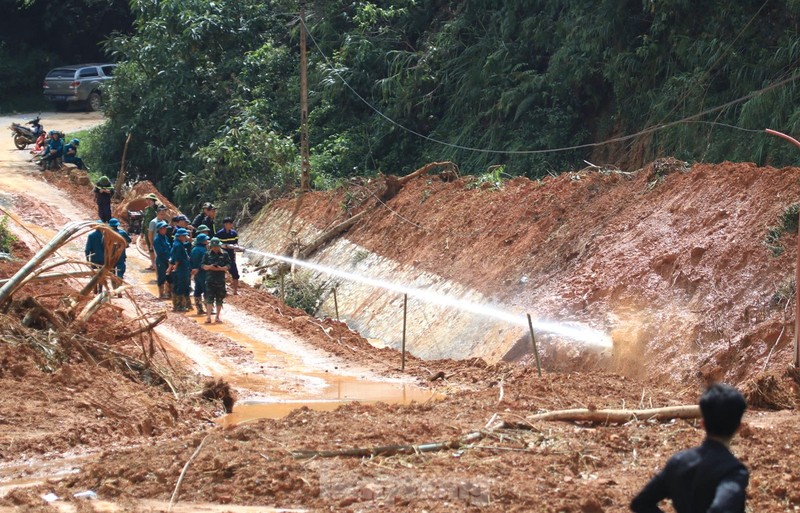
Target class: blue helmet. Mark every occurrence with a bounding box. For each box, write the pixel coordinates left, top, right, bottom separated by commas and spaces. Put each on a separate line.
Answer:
108, 218, 120, 227
195, 233, 210, 244
70, 138, 80, 146
156, 220, 168, 230
175, 228, 190, 237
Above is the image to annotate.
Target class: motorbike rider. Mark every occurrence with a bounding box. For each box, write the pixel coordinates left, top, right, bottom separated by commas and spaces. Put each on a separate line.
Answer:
63, 138, 85, 170
39, 130, 63, 170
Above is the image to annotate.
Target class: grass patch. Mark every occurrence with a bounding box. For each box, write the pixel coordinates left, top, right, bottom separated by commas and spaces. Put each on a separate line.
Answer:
0, 215, 17, 254
763, 203, 800, 257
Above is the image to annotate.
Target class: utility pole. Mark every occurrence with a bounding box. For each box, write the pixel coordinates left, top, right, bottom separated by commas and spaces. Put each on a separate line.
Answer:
298, 4, 311, 192
765, 128, 800, 369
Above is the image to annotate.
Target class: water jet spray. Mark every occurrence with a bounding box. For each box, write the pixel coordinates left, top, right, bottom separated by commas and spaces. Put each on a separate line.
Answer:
242, 247, 613, 348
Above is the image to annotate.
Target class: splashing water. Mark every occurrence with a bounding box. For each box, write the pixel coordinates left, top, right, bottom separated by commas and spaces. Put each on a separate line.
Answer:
244, 248, 612, 348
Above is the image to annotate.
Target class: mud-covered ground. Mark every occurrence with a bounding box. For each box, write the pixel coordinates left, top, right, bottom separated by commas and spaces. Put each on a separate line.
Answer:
0, 113, 799, 512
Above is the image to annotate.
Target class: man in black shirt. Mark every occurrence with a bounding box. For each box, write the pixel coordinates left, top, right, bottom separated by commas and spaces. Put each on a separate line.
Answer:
192, 202, 216, 236
630, 383, 748, 513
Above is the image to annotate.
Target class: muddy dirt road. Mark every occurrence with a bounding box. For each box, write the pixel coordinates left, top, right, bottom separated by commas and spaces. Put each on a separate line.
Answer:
0, 113, 435, 511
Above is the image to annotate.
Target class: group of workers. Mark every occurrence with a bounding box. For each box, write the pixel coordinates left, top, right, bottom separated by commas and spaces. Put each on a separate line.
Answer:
85, 188, 241, 323
141, 194, 241, 323
31, 130, 85, 170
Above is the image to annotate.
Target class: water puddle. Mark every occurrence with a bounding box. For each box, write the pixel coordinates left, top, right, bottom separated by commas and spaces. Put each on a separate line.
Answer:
220, 382, 441, 427
3, 195, 443, 428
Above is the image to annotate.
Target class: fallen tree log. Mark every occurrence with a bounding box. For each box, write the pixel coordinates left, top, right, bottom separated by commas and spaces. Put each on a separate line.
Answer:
397, 161, 456, 186
291, 405, 701, 459
525, 405, 700, 424
275, 211, 367, 274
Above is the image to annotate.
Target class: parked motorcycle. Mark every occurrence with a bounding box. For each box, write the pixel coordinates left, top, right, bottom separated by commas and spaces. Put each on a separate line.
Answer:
8, 116, 44, 150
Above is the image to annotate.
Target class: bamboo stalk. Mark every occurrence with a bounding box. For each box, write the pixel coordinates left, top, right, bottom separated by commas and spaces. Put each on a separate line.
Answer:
0, 271, 94, 287
0, 221, 95, 307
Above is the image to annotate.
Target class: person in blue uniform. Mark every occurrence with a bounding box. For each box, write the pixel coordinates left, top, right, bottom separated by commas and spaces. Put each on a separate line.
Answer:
84, 222, 105, 294
190, 233, 209, 315
107, 218, 131, 281
39, 130, 63, 170
84, 222, 105, 268
153, 221, 172, 299
215, 217, 241, 295
630, 383, 748, 513
63, 138, 85, 170
168, 228, 192, 312
94, 176, 115, 223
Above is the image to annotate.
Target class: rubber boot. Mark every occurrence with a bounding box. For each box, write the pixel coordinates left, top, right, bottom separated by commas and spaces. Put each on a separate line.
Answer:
232, 279, 239, 296
159, 284, 169, 299
166, 282, 172, 298
172, 296, 179, 312
182, 295, 191, 312
195, 297, 205, 315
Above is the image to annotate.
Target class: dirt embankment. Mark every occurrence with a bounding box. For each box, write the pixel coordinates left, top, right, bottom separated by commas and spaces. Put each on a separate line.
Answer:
264, 159, 800, 387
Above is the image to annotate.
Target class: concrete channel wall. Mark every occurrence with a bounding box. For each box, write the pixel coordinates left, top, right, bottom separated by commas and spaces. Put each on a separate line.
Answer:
241, 207, 527, 362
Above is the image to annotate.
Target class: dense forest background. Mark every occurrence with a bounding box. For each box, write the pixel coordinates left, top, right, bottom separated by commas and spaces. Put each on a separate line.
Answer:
3, 0, 800, 216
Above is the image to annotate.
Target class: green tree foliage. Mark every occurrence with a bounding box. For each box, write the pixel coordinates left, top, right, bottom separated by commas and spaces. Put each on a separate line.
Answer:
92, 0, 800, 213
0, 0, 132, 109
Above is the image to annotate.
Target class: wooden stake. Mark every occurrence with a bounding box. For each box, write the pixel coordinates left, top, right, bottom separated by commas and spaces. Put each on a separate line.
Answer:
114, 132, 132, 200
401, 293, 407, 371
527, 313, 542, 377
332, 287, 339, 321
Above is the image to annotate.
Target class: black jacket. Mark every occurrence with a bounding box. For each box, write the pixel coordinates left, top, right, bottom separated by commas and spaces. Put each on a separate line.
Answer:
630, 439, 748, 513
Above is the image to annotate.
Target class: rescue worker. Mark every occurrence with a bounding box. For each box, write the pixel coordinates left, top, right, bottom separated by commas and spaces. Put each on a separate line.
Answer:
153, 220, 172, 299
84, 221, 105, 268
195, 224, 211, 237
166, 216, 180, 244
175, 215, 194, 254
108, 218, 131, 281
142, 193, 160, 270
168, 228, 192, 312
202, 237, 231, 324
84, 222, 105, 294
192, 202, 216, 237
63, 138, 85, 170
190, 233, 210, 315
39, 130, 63, 170
94, 176, 115, 223
216, 217, 241, 295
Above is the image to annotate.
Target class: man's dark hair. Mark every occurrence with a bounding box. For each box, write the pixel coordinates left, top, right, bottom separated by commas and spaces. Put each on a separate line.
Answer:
700, 383, 746, 438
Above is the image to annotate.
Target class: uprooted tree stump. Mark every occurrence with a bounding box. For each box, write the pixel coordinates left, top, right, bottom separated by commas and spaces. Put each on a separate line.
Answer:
202, 378, 236, 413
380, 161, 459, 202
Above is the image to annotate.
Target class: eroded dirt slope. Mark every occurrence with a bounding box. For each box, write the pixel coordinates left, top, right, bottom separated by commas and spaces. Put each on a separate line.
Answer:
265, 159, 800, 385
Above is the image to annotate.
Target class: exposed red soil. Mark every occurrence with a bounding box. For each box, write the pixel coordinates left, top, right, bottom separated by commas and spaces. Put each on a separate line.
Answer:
52, 372, 800, 512
0, 244, 214, 465
3, 157, 799, 512
271, 160, 800, 387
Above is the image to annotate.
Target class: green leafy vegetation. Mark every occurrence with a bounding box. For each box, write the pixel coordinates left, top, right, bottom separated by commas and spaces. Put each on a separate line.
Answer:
33, 0, 800, 215
763, 203, 800, 257
0, 215, 17, 254
280, 272, 327, 315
